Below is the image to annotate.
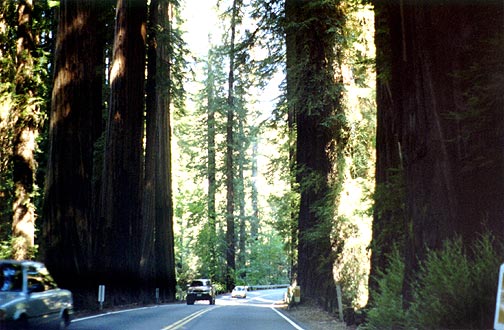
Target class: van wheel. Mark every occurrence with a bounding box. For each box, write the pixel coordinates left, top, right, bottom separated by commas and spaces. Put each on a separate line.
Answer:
17, 315, 29, 330
58, 310, 71, 329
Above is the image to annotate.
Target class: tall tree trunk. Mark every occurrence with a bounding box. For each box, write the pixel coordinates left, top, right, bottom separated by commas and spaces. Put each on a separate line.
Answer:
373, 4, 504, 323
237, 114, 246, 277
207, 47, 218, 278
286, 0, 346, 311
368, 1, 405, 300
250, 135, 259, 239
142, 0, 158, 300
42, 0, 106, 307
12, 0, 37, 260
99, 0, 146, 304
285, 0, 299, 285
225, 0, 239, 291
153, 0, 176, 303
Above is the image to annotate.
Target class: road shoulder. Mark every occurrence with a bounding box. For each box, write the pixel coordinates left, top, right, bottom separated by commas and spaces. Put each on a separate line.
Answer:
278, 301, 355, 330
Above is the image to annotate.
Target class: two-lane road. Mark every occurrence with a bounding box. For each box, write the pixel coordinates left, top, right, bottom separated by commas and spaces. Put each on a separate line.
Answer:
69, 289, 305, 330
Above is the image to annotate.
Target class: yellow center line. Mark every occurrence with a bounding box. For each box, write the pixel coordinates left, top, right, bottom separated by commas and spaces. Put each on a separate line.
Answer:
161, 306, 220, 330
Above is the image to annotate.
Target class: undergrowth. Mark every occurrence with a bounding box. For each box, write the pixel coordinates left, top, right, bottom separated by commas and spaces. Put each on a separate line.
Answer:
362, 233, 502, 329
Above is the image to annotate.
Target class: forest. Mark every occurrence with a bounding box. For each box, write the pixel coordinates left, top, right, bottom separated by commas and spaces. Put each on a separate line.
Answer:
1, 0, 503, 328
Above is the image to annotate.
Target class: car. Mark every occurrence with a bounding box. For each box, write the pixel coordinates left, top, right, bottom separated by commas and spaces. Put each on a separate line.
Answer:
231, 285, 247, 298
186, 278, 215, 305
0, 260, 73, 329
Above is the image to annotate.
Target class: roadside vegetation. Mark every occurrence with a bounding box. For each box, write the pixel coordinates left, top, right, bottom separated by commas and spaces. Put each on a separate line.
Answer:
364, 233, 502, 329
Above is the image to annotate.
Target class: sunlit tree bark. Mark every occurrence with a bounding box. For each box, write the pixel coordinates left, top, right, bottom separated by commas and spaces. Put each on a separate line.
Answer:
11, 0, 37, 260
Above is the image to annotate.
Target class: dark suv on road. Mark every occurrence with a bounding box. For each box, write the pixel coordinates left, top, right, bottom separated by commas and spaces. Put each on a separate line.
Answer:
186, 279, 215, 305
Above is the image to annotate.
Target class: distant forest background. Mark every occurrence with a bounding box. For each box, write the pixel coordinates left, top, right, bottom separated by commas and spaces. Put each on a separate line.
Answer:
1, 0, 503, 329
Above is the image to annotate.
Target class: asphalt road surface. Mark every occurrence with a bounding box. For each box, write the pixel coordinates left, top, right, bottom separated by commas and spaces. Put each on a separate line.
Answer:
69, 288, 305, 330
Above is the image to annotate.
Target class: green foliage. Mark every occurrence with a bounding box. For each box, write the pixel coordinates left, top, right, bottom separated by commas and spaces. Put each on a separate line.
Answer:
408, 238, 473, 329
0, 237, 38, 260
409, 234, 502, 329
0, 239, 13, 259
371, 168, 406, 256
363, 247, 407, 330
239, 233, 290, 285
364, 233, 503, 329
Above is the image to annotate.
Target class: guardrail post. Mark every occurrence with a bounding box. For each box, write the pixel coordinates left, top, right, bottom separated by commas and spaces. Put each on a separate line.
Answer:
98, 285, 105, 310
293, 286, 300, 303
336, 284, 343, 320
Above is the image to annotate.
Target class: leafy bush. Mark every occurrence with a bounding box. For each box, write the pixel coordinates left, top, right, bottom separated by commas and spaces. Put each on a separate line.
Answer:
409, 234, 502, 329
408, 238, 473, 329
0, 239, 12, 259
362, 247, 407, 329
363, 233, 502, 330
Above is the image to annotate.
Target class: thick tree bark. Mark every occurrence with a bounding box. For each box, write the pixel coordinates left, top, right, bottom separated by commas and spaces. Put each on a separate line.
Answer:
99, 0, 146, 303
373, 2, 504, 321
12, 0, 37, 260
286, 0, 346, 311
152, 0, 176, 303
368, 1, 405, 299
42, 0, 106, 307
285, 0, 299, 285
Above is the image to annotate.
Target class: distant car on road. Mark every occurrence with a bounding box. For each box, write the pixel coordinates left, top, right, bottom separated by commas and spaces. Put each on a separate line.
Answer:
186, 279, 215, 305
231, 285, 247, 298
0, 260, 73, 329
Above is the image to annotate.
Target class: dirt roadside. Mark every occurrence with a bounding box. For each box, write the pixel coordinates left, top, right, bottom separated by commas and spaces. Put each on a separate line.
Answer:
279, 301, 356, 330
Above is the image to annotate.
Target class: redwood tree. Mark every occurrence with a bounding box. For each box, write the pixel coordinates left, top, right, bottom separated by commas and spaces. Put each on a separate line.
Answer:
224, 0, 239, 291
42, 0, 107, 305
142, 0, 177, 303
11, 0, 38, 260
286, 0, 347, 310
98, 0, 147, 303
371, 2, 504, 320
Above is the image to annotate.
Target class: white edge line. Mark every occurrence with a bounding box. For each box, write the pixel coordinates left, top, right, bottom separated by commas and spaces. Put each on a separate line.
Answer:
271, 307, 305, 330
72, 305, 161, 323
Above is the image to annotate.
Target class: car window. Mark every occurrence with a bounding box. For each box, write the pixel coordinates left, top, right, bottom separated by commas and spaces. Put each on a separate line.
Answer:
0, 264, 23, 292
190, 280, 204, 286
27, 265, 57, 292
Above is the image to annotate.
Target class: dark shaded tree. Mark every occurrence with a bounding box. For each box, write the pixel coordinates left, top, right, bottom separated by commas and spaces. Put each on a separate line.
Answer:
367, 1, 405, 299
142, 0, 180, 303
205, 46, 220, 280
371, 3, 504, 324
98, 0, 147, 303
42, 0, 108, 306
224, 0, 240, 291
285, 0, 348, 310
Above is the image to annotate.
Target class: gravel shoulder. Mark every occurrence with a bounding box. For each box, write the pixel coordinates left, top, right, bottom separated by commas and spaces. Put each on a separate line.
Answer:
279, 301, 356, 330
